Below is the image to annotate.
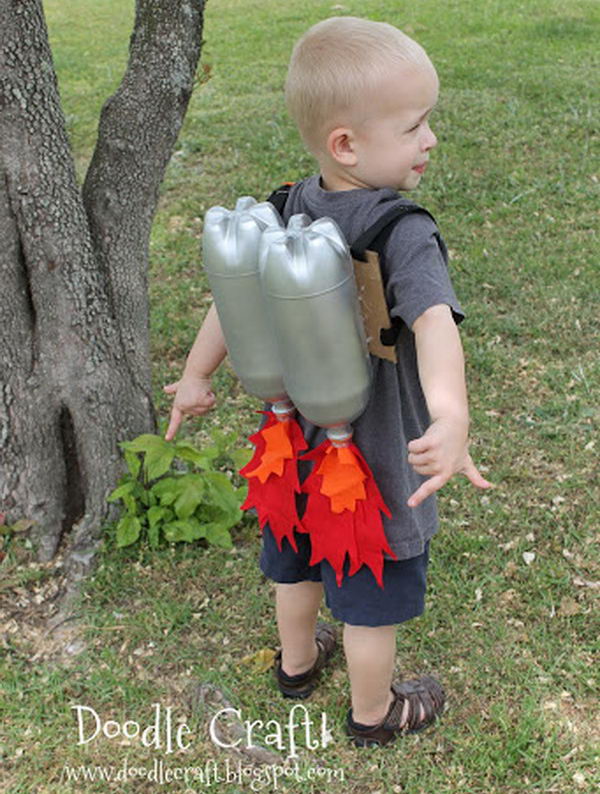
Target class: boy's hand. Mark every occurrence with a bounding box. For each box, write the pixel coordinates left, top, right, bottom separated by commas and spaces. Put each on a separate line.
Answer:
163, 375, 216, 441
406, 418, 492, 508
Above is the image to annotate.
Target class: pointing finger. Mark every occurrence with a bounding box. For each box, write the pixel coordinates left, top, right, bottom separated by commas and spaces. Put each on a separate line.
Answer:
462, 456, 493, 489
164, 407, 183, 442
407, 473, 446, 508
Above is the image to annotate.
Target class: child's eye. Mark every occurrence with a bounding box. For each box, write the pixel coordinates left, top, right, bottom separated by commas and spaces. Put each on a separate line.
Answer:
407, 123, 420, 132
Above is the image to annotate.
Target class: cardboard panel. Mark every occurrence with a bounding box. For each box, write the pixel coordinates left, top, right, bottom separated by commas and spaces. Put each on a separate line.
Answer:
353, 250, 398, 364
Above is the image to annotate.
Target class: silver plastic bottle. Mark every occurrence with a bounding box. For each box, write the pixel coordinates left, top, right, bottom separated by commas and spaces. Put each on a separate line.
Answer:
202, 197, 287, 402
259, 215, 372, 428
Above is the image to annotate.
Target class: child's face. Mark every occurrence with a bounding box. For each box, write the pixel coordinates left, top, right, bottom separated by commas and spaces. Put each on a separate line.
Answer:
339, 63, 439, 192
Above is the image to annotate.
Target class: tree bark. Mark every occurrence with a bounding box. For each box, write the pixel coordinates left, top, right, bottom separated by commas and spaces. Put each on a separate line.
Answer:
0, 0, 205, 576
83, 0, 205, 392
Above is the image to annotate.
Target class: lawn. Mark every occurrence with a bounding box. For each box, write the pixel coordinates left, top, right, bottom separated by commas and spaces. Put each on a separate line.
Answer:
1, 0, 598, 792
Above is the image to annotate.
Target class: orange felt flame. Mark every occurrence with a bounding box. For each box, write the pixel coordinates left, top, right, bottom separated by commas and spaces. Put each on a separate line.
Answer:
317, 445, 367, 512
240, 410, 307, 553
300, 438, 396, 588
245, 420, 294, 484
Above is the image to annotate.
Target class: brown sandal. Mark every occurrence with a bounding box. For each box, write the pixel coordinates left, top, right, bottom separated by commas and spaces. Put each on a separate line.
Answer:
346, 675, 446, 747
274, 622, 338, 699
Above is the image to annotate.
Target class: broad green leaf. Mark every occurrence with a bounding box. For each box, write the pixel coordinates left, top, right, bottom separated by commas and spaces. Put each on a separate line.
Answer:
155, 490, 176, 506
116, 515, 141, 547
174, 441, 211, 468
147, 505, 167, 530
237, 484, 248, 505
174, 474, 205, 519
162, 521, 187, 543
122, 493, 138, 515
203, 472, 242, 518
230, 447, 253, 469
185, 516, 206, 539
199, 503, 240, 536
144, 444, 176, 481
195, 444, 220, 464
162, 518, 206, 543
151, 477, 180, 505
204, 524, 234, 549
138, 486, 150, 507
107, 480, 137, 503
117, 435, 176, 481
148, 521, 160, 549
195, 503, 225, 524
124, 450, 141, 478
152, 477, 177, 494
121, 434, 171, 454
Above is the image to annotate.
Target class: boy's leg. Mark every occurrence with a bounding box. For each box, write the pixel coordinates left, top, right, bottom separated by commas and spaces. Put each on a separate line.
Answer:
260, 524, 330, 680
276, 581, 324, 675
344, 623, 427, 727
344, 624, 396, 724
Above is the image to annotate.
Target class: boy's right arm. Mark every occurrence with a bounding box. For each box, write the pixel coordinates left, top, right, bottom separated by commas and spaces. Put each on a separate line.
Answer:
163, 301, 228, 441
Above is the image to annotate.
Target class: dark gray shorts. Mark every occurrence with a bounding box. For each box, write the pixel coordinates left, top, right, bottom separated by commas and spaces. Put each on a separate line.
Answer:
259, 524, 429, 627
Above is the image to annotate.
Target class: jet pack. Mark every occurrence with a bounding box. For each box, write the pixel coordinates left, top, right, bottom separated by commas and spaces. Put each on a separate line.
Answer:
201, 197, 396, 588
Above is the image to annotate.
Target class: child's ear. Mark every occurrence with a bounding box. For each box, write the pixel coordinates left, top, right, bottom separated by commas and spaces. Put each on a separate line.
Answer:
326, 127, 358, 166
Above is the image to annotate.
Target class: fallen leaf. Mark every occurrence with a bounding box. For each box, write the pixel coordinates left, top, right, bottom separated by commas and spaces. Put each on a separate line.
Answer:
499, 540, 516, 551
11, 519, 35, 533
573, 577, 600, 589
504, 560, 518, 577
558, 597, 581, 617
239, 647, 277, 673
522, 552, 536, 565
499, 588, 518, 604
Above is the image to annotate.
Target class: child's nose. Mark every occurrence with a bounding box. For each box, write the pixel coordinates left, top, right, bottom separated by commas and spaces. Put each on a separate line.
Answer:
422, 123, 437, 150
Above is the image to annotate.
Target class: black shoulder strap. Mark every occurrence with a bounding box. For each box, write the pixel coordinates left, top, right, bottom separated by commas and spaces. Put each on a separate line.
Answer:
351, 203, 437, 348
266, 183, 294, 215
350, 203, 436, 260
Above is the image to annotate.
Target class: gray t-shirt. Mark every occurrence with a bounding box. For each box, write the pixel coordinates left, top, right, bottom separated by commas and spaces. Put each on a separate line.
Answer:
263, 175, 464, 560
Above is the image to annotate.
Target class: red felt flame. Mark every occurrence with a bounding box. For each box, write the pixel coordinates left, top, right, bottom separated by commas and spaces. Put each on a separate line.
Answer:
300, 439, 396, 588
239, 410, 307, 552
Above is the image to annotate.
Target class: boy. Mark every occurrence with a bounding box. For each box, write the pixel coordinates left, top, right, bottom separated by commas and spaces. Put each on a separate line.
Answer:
164, 17, 491, 747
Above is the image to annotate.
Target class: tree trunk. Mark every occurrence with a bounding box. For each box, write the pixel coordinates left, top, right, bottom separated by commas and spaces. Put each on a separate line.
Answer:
0, 0, 205, 577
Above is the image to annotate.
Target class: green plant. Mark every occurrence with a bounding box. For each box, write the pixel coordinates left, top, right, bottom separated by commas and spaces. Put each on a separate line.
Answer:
107, 429, 251, 550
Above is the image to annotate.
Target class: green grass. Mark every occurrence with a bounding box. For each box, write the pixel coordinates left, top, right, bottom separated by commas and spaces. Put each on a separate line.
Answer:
1, 0, 598, 792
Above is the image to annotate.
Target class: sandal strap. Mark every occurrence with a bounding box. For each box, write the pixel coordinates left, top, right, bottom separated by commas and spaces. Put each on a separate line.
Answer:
314, 622, 337, 658
387, 675, 446, 732
274, 622, 338, 698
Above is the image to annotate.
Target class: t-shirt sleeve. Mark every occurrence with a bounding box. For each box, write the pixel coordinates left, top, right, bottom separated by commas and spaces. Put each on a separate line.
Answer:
382, 212, 465, 330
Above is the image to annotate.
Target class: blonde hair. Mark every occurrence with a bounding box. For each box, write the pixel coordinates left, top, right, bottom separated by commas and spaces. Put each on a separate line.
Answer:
285, 17, 433, 154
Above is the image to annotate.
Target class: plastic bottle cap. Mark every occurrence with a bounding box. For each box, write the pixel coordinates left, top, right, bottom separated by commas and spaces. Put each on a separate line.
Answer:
327, 425, 353, 446
272, 400, 295, 420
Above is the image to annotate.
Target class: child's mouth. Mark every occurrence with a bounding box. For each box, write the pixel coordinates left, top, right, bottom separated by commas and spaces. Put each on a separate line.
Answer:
412, 163, 427, 174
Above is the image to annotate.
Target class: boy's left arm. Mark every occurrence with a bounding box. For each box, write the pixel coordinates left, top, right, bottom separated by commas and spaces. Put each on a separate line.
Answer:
407, 303, 492, 508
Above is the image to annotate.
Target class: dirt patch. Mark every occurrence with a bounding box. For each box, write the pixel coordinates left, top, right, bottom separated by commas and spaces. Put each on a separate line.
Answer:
0, 539, 87, 666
